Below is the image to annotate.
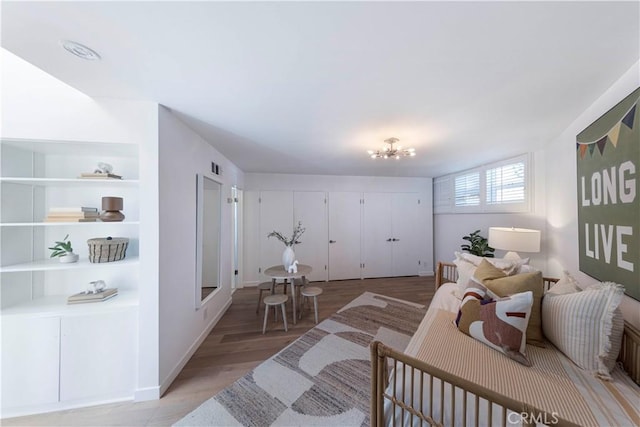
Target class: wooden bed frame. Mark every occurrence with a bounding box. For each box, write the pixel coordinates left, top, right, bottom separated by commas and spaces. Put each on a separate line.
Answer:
370, 261, 640, 427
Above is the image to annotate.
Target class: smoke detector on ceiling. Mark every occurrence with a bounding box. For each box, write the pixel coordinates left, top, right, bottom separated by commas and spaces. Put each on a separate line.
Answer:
60, 40, 101, 61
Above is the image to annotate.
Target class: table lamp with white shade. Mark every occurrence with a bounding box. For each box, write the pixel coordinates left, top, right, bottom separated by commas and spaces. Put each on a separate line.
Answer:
488, 227, 541, 261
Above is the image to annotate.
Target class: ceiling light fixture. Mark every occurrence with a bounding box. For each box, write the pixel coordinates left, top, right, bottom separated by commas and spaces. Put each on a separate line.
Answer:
60, 40, 101, 61
367, 137, 416, 159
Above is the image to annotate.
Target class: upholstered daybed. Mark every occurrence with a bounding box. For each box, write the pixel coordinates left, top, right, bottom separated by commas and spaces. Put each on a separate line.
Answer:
371, 259, 640, 426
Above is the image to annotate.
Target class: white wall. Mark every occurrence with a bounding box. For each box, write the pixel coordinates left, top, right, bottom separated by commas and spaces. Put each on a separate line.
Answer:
433, 151, 548, 272
433, 61, 639, 329
244, 173, 434, 281
157, 107, 244, 393
1, 49, 153, 145
545, 61, 640, 329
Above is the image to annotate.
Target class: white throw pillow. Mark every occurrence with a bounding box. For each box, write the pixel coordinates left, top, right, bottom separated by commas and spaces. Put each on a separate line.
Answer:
542, 281, 624, 379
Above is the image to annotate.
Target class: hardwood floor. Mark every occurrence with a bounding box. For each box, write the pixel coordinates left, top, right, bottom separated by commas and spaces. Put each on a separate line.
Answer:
3, 276, 435, 426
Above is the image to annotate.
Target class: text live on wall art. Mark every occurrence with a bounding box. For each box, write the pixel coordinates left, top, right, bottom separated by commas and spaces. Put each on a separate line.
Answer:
577, 87, 639, 301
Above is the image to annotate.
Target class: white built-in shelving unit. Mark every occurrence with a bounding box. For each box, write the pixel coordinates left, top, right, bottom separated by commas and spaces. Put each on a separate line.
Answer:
1, 138, 140, 416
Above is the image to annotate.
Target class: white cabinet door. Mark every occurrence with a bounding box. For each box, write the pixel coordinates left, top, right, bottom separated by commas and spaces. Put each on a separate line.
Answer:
391, 193, 421, 276
259, 191, 294, 280
294, 191, 328, 282
59, 309, 137, 402
362, 193, 393, 278
328, 192, 362, 280
1, 316, 60, 411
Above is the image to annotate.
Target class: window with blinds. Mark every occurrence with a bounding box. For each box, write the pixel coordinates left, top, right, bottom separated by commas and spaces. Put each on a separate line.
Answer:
486, 160, 525, 205
433, 154, 531, 213
454, 172, 480, 207
433, 176, 452, 214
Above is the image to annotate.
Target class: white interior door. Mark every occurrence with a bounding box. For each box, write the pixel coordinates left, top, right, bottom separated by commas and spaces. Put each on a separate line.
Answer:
328, 192, 362, 280
294, 191, 328, 282
242, 190, 260, 286
362, 193, 393, 278
232, 187, 243, 290
259, 191, 294, 281
391, 193, 421, 276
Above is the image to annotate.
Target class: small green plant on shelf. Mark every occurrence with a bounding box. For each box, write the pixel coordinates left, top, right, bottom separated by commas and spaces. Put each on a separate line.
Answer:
461, 230, 495, 257
49, 234, 79, 263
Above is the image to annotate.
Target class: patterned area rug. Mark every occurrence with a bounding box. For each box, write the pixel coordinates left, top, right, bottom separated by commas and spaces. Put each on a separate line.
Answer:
174, 292, 427, 427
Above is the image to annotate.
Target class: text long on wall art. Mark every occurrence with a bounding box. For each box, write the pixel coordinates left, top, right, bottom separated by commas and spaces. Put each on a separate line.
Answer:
577, 87, 639, 301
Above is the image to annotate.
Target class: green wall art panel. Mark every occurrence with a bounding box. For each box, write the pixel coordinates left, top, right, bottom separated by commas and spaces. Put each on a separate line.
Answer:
577, 87, 640, 301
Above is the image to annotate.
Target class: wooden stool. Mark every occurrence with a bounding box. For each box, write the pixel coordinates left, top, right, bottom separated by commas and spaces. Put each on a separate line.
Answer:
255, 282, 273, 314
272, 279, 288, 295
300, 286, 323, 324
263, 294, 289, 334
293, 277, 306, 308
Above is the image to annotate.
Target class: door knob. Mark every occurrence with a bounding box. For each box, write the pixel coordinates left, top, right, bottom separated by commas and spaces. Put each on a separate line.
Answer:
386, 238, 392, 242
329, 240, 336, 244
392, 238, 400, 242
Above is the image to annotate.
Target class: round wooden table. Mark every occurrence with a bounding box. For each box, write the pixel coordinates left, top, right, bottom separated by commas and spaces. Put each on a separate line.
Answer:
263, 264, 312, 324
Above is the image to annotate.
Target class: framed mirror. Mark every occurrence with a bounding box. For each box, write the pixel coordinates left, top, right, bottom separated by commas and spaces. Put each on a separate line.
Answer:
195, 173, 222, 308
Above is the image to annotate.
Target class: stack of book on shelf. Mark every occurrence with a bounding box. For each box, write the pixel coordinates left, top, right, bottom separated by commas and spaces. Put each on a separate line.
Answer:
79, 172, 122, 179
67, 288, 118, 304
45, 207, 100, 222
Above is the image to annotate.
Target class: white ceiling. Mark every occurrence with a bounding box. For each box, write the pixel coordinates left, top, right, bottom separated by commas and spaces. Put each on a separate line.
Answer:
2, 1, 638, 177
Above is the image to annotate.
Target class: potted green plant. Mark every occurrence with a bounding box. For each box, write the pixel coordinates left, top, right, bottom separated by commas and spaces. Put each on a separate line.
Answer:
461, 230, 495, 257
49, 234, 79, 263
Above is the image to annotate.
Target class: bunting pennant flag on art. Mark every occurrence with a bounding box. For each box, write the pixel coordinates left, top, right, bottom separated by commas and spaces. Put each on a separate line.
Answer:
576, 103, 636, 159
576, 87, 640, 301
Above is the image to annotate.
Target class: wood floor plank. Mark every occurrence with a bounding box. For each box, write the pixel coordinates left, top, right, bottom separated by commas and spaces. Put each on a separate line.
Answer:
2, 275, 434, 426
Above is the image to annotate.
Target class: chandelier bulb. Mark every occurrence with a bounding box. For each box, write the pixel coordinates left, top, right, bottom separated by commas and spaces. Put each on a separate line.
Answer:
366, 137, 416, 159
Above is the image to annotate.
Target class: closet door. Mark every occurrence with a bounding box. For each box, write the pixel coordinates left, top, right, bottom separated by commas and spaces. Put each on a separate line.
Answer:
294, 191, 328, 282
259, 191, 293, 280
328, 192, 361, 280
391, 193, 421, 276
362, 193, 393, 278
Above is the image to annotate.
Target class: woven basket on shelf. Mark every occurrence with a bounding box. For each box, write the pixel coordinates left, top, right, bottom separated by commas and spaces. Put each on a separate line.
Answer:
87, 237, 129, 263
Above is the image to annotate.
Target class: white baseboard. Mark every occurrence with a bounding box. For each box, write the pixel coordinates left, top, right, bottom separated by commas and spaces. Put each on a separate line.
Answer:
134, 386, 161, 401
159, 296, 232, 397
419, 270, 434, 277
1, 394, 133, 419
243, 280, 259, 287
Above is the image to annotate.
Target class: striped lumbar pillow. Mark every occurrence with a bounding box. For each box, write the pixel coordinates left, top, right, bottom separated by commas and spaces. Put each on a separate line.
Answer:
542, 281, 624, 379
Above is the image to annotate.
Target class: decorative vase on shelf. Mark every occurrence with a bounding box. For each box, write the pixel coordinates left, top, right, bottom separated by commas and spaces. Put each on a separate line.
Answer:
59, 252, 79, 263
100, 196, 125, 222
282, 245, 295, 270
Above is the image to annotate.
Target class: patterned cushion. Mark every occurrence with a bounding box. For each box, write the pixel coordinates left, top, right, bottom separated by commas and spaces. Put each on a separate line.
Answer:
542, 281, 624, 379
451, 252, 521, 299
455, 280, 533, 366
475, 259, 546, 347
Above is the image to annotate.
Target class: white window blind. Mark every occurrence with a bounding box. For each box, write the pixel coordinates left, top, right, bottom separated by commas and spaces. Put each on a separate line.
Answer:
433, 176, 452, 214
486, 160, 525, 205
433, 153, 531, 214
454, 172, 480, 207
